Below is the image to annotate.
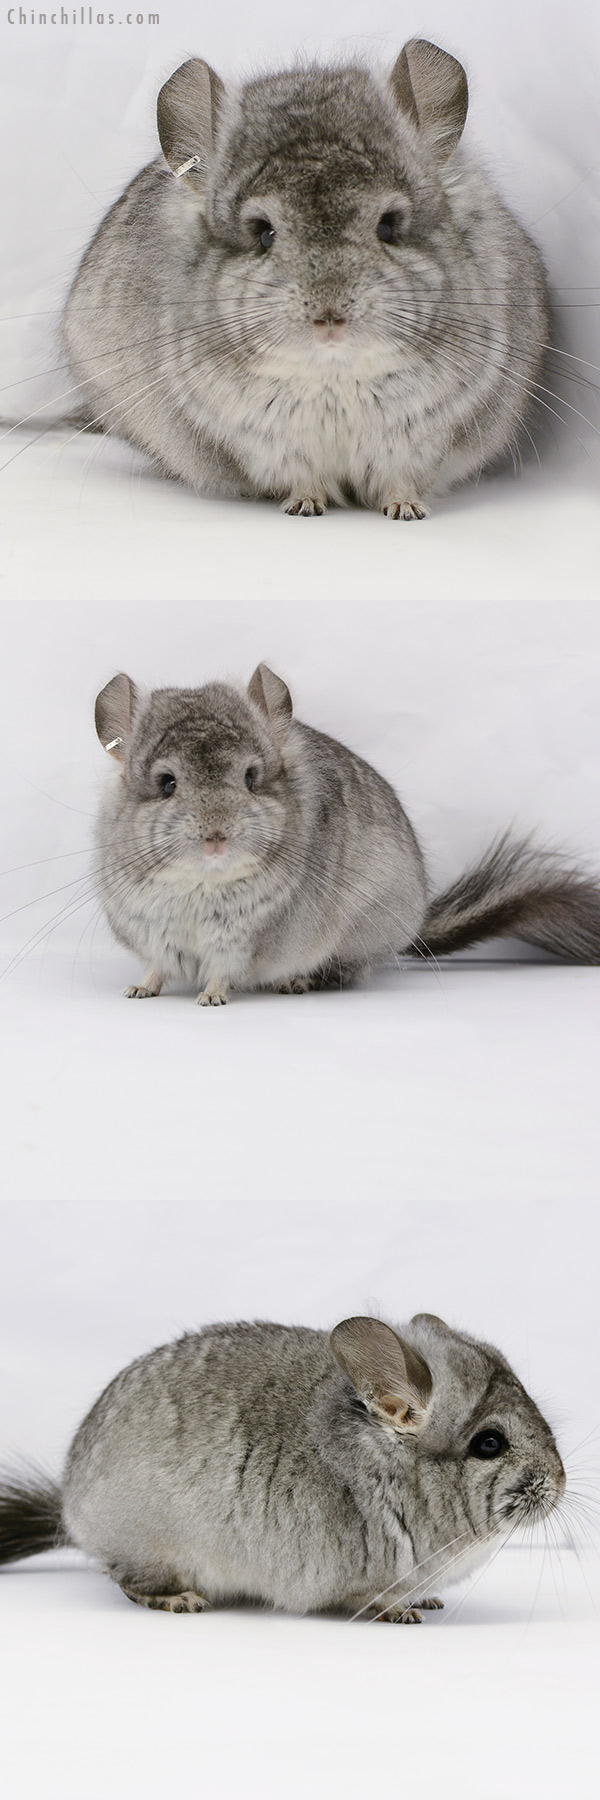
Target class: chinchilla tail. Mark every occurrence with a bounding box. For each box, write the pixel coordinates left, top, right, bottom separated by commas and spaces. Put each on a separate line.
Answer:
0, 1468, 65, 1565
416, 833, 600, 963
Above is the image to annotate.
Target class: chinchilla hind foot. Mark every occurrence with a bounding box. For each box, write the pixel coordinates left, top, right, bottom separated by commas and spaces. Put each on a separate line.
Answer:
121, 1587, 211, 1613
374, 1596, 444, 1622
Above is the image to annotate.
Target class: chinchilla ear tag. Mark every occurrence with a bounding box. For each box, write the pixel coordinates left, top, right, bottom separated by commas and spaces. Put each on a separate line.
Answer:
173, 155, 204, 179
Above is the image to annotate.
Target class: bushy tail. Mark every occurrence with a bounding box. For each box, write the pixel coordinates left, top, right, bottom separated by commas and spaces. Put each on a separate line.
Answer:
0, 1468, 64, 1565
416, 834, 600, 962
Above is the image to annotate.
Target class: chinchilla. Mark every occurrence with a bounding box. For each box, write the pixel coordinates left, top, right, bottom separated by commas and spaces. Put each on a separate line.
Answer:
62, 41, 550, 518
0, 1313, 565, 1620
91, 663, 600, 1005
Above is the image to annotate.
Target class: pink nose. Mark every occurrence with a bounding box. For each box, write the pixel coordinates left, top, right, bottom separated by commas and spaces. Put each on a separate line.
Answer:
204, 833, 228, 857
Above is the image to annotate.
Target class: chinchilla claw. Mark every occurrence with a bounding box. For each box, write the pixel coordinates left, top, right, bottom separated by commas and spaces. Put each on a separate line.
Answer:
382, 499, 429, 521
281, 496, 327, 516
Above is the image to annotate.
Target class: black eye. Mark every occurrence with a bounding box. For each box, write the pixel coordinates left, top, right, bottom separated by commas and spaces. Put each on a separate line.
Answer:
159, 773, 176, 797
377, 211, 402, 244
468, 1429, 509, 1460
257, 221, 275, 251
245, 767, 255, 791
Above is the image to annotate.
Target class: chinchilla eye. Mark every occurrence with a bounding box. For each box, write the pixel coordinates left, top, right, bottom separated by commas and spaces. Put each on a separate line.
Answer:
159, 772, 176, 797
468, 1429, 509, 1460
257, 221, 275, 251
377, 211, 405, 244
245, 767, 256, 791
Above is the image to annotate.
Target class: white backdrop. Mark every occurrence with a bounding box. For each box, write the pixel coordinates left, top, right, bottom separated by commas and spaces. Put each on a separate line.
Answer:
1, 6, 600, 1798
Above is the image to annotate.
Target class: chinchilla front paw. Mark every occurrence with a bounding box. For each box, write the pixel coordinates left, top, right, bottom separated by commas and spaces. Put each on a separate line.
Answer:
382, 498, 429, 521
123, 971, 163, 999
276, 976, 312, 994
377, 1595, 444, 1622
281, 495, 327, 516
377, 1606, 423, 1623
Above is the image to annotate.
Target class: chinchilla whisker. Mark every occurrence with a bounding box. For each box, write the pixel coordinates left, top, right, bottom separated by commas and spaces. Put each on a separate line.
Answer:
1, 886, 99, 983
559, 1487, 599, 1518
439, 1521, 522, 1627
432, 321, 600, 426
6, 763, 94, 818
381, 310, 600, 463
369, 1527, 505, 1625
0, 839, 176, 982
0, 835, 174, 927
554, 1516, 600, 1617
270, 843, 436, 985
564, 1422, 600, 1459
0, 303, 281, 415
381, 302, 594, 398
7, 288, 598, 325
0, 869, 96, 930
558, 1505, 599, 1550
543, 1516, 570, 1617
19, 320, 294, 472
0, 847, 94, 878
562, 1491, 600, 1516
561, 1489, 600, 1513
70, 897, 106, 996
349, 1528, 473, 1622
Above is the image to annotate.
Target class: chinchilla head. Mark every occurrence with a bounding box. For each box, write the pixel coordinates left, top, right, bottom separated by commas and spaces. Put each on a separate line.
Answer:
156, 41, 470, 372
94, 663, 296, 883
331, 1314, 566, 1543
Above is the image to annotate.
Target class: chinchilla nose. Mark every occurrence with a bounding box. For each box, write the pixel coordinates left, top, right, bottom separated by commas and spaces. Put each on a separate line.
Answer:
524, 1454, 566, 1515
203, 831, 228, 858
312, 311, 347, 339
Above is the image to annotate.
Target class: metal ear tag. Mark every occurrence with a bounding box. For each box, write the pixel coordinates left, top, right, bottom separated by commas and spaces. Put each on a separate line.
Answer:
174, 155, 203, 179
104, 737, 123, 753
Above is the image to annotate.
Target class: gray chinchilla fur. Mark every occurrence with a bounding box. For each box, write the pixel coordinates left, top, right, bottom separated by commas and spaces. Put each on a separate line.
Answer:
91, 664, 600, 1005
0, 1314, 565, 1619
62, 41, 549, 517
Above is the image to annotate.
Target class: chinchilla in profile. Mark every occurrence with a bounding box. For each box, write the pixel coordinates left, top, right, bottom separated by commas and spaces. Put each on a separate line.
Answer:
0, 1314, 565, 1619
91, 664, 600, 1005
63, 41, 549, 518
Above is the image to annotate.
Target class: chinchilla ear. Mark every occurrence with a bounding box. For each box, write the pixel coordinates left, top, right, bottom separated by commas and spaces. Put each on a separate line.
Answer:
330, 1317, 433, 1433
157, 58, 225, 183
247, 663, 293, 742
411, 1313, 449, 1331
390, 39, 468, 162
95, 673, 139, 761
